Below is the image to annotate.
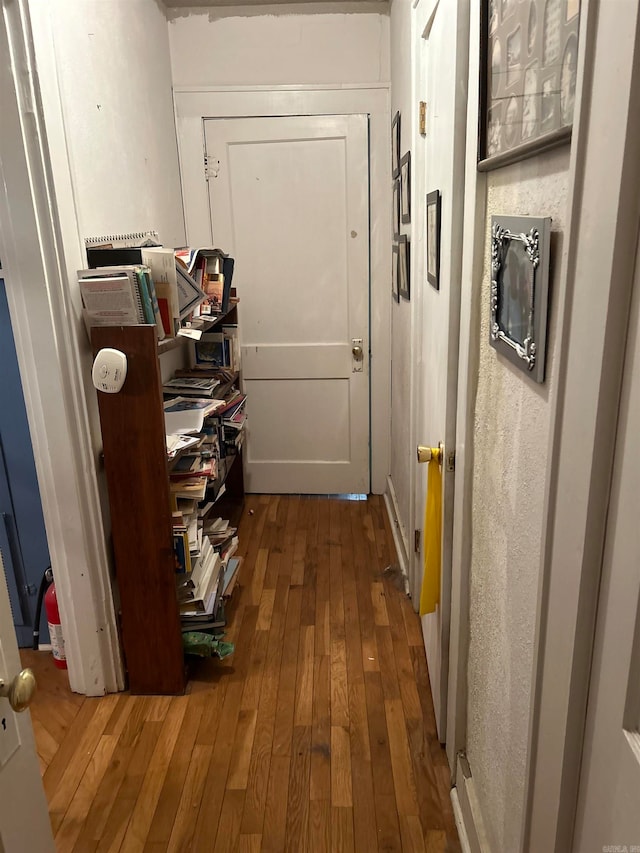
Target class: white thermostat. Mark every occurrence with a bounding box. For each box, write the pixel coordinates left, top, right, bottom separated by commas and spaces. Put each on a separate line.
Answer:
92, 348, 128, 394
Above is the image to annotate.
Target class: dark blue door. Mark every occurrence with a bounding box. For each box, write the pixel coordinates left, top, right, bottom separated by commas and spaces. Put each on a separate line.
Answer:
0, 279, 51, 646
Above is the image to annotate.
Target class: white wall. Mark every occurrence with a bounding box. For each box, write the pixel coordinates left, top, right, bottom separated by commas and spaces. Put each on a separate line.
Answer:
20, 0, 186, 692
388, 0, 413, 555
168, 6, 389, 85
47, 0, 185, 249
466, 147, 570, 852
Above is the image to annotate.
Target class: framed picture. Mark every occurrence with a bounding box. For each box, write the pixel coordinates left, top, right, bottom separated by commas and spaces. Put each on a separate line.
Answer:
393, 179, 401, 238
426, 190, 441, 291
489, 214, 552, 383
392, 111, 401, 178
400, 152, 411, 224
398, 235, 410, 301
479, 0, 580, 170
392, 243, 400, 302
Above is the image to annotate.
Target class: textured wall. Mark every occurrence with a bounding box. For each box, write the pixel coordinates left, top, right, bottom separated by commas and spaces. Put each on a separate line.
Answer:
388, 0, 412, 553
467, 145, 570, 852
168, 7, 390, 86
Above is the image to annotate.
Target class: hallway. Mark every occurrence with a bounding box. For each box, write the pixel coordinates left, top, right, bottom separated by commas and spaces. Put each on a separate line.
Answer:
24, 494, 459, 852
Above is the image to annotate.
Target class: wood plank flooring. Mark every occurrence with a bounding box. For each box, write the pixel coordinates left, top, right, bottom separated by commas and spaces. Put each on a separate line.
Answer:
21, 494, 460, 852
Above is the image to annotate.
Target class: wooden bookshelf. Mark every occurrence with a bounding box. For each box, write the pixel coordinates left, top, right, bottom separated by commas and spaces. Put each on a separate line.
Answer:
91, 304, 245, 695
92, 324, 186, 694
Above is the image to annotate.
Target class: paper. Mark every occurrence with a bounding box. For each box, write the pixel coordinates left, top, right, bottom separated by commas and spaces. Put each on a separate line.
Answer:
77, 272, 139, 325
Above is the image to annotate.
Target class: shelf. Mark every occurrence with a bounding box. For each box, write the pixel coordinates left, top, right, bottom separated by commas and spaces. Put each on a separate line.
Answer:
157, 302, 238, 356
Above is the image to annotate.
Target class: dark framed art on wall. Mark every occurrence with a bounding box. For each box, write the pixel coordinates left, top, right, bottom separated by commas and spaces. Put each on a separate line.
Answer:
398, 235, 410, 301
400, 152, 411, 224
479, 0, 580, 171
392, 242, 400, 302
426, 190, 441, 291
391, 112, 401, 179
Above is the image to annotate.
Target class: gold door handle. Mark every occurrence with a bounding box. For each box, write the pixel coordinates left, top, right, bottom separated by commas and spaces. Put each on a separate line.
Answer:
417, 444, 443, 464
352, 345, 363, 359
0, 668, 37, 713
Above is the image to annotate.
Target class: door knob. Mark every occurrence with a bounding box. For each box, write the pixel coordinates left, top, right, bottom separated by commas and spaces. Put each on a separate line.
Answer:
352, 345, 363, 359
0, 668, 37, 713
417, 444, 443, 464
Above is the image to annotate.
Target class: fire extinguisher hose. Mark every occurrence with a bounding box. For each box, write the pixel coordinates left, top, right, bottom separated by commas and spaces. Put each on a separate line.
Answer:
33, 566, 53, 651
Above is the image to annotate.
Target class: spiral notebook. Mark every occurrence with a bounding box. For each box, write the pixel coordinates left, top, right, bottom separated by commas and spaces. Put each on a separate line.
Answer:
84, 230, 160, 249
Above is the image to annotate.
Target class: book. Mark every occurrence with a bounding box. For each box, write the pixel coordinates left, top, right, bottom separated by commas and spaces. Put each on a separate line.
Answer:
222, 557, 242, 599
141, 247, 180, 331
163, 397, 226, 435
142, 268, 166, 340
163, 376, 220, 397
175, 258, 206, 318
170, 477, 208, 501
173, 530, 192, 574
134, 267, 155, 324
77, 270, 141, 326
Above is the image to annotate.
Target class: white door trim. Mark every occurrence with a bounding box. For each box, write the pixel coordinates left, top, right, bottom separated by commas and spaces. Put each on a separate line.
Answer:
524, 0, 640, 848
0, 1, 123, 695
174, 85, 391, 494
445, 0, 482, 776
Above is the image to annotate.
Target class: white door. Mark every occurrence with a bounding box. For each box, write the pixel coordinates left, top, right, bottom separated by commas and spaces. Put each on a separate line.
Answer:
0, 556, 54, 852
205, 115, 370, 494
572, 248, 640, 848
412, 0, 468, 740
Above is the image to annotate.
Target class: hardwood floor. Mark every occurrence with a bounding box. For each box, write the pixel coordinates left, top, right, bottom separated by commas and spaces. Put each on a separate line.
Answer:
22, 494, 460, 852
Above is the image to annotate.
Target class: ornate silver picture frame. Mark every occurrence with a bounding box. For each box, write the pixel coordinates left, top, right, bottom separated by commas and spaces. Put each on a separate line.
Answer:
490, 215, 551, 383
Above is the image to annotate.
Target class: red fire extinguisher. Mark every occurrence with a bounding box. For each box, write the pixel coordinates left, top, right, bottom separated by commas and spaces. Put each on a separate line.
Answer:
44, 580, 67, 670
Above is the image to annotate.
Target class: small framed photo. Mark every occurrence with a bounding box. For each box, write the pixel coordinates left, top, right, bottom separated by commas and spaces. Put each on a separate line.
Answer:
393, 179, 401, 238
400, 152, 411, 224
489, 214, 552, 383
392, 243, 400, 302
398, 235, 410, 301
426, 190, 441, 291
392, 112, 401, 179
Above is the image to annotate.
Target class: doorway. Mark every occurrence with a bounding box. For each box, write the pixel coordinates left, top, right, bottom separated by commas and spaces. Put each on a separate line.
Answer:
204, 114, 371, 494
411, 0, 469, 741
0, 280, 51, 648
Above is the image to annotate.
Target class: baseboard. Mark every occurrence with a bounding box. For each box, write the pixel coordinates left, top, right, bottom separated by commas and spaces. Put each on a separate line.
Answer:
453, 755, 492, 853
451, 788, 473, 853
383, 475, 410, 595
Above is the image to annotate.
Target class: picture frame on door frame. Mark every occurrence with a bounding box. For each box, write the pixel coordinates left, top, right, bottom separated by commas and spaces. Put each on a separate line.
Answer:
392, 242, 400, 302
426, 190, 441, 291
489, 214, 552, 383
400, 152, 411, 224
478, 0, 580, 170
398, 234, 410, 300
392, 111, 401, 178
393, 179, 401, 238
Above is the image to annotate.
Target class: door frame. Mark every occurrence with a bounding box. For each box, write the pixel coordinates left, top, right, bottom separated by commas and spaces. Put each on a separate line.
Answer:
174, 85, 391, 495
0, 0, 123, 694
523, 0, 640, 849
407, 0, 470, 743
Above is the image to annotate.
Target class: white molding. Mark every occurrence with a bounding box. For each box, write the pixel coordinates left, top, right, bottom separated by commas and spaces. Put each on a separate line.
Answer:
0, 1, 122, 695
524, 0, 640, 849
450, 788, 473, 853
453, 756, 492, 853
446, 0, 482, 777
173, 83, 391, 93
384, 476, 410, 592
174, 85, 391, 494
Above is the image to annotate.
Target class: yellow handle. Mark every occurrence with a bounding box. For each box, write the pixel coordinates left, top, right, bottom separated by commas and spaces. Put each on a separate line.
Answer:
419, 453, 443, 616
417, 444, 443, 464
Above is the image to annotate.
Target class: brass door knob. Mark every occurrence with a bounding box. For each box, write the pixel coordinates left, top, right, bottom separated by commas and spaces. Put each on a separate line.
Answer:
0, 668, 37, 713
352, 345, 363, 359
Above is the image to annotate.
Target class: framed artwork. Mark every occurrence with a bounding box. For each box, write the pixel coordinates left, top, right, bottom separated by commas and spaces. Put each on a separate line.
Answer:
398, 235, 410, 300
392, 242, 400, 302
479, 0, 580, 170
400, 152, 411, 224
393, 179, 401, 238
489, 214, 552, 382
392, 111, 401, 178
426, 190, 441, 291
